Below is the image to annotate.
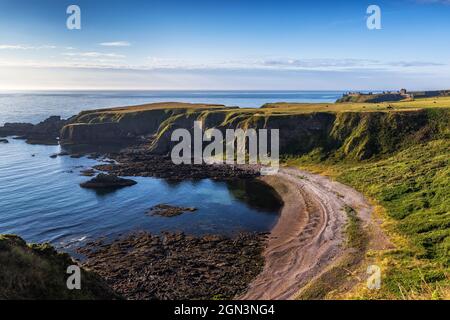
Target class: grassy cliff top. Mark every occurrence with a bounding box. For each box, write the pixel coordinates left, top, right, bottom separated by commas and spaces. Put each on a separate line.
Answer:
76, 96, 450, 118
261, 96, 450, 114
79, 102, 230, 115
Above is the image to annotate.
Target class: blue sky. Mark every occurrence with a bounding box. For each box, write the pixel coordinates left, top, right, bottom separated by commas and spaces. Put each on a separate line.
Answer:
0, 0, 450, 90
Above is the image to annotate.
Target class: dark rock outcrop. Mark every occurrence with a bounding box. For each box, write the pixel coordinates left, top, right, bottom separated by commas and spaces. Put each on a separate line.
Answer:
93, 150, 260, 181
0, 122, 33, 137
147, 204, 197, 217
0, 116, 67, 145
80, 173, 137, 189
80, 169, 96, 177
0, 138, 8, 143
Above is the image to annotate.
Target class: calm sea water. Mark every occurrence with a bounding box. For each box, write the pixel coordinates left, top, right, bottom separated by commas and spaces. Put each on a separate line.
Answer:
0, 139, 281, 249
0, 91, 339, 249
0, 90, 344, 125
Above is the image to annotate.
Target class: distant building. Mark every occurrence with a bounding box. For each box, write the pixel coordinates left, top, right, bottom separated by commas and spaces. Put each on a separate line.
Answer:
341, 88, 413, 100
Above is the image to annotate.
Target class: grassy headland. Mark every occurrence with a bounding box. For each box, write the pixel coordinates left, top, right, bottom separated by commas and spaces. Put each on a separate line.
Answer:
284, 105, 449, 299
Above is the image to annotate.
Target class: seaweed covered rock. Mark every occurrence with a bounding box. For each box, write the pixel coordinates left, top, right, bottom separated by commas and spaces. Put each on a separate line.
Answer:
77, 232, 267, 300
0, 234, 119, 300
147, 204, 197, 217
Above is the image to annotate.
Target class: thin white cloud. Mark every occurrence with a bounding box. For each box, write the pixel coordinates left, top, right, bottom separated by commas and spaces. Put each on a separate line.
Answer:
99, 41, 131, 47
260, 58, 445, 69
0, 44, 57, 50
62, 52, 126, 59
1, 56, 446, 74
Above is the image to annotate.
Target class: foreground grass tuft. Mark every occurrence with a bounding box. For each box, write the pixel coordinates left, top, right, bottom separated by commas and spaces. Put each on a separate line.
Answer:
0, 235, 118, 300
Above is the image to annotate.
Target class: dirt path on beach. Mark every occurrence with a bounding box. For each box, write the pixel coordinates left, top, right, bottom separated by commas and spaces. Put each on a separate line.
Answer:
240, 167, 378, 300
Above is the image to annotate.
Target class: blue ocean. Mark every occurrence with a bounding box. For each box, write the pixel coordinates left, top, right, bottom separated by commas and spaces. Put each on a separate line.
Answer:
0, 90, 344, 124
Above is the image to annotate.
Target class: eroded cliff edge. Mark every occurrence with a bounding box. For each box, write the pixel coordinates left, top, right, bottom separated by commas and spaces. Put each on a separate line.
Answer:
59, 102, 449, 161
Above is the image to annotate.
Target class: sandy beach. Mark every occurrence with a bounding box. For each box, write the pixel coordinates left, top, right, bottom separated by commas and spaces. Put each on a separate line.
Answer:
240, 167, 377, 300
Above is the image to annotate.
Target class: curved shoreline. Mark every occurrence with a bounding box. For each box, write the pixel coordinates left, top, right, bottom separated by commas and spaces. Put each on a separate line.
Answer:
240, 167, 375, 300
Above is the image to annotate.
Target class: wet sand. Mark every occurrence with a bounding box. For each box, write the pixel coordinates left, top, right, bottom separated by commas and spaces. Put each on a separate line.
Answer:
240, 167, 375, 300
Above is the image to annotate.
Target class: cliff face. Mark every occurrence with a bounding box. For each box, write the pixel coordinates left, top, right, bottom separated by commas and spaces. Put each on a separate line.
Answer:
60, 103, 227, 146
61, 109, 176, 145
60, 102, 449, 161
151, 109, 444, 160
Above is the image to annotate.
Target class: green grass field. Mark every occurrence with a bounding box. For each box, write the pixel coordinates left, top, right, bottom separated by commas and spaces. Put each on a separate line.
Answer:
259, 96, 450, 114
75, 96, 450, 118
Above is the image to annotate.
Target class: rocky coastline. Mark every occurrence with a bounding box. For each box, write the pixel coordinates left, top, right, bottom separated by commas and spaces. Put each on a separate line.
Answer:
77, 232, 267, 300
87, 145, 260, 181
1, 112, 274, 300
0, 115, 68, 145
70, 146, 272, 299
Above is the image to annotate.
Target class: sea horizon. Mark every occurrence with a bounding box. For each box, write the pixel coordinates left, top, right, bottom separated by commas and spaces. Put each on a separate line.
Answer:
0, 90, 349, 125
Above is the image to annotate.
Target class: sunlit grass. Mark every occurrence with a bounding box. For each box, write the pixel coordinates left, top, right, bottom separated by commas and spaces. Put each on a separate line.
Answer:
287, 139, 450, 299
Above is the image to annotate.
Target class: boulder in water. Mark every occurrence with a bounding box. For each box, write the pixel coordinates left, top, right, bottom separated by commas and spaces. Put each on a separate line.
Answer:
80, 173, 137, 189
147, 204, 197, 217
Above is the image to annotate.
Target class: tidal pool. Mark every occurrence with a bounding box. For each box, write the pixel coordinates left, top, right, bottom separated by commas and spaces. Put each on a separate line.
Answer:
0, 138, 281, 250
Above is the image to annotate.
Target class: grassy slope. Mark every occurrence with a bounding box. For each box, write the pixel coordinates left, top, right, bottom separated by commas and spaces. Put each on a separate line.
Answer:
0, 235, 119, 299
72, 96, 450, 119
286, 138, 449, 299
261, 96, 450, 114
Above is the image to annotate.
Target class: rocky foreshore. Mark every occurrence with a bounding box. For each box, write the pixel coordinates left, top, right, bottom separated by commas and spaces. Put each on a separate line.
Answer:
77, 232, 267, 300
93, 148, 260, 181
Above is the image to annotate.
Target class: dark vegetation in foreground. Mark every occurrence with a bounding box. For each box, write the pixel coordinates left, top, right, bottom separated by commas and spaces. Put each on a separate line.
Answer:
0, 235, 118, 300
